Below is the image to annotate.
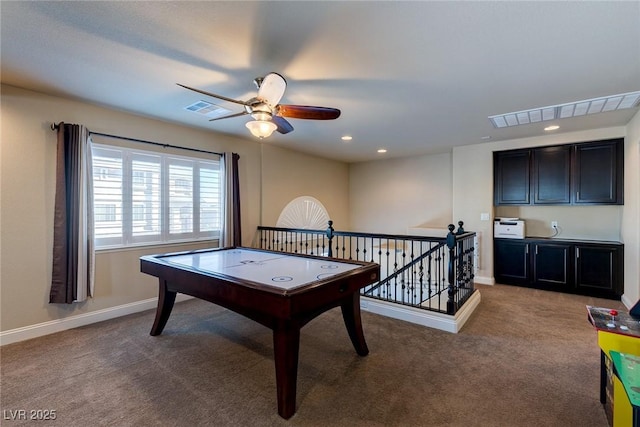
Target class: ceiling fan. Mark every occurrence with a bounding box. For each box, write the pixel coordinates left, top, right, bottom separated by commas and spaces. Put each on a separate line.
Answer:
178, 72, 340, 138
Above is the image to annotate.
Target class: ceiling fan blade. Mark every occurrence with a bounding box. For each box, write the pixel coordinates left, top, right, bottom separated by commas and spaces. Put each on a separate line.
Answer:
208, 111, 248, 122
177, 83, 247, 106
275, 105, 341, 120
257, 73, 286, 107
272, 115, 294, 134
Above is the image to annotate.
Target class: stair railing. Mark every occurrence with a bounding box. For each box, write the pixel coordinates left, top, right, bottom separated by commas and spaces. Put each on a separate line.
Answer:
255, 221, 475, 315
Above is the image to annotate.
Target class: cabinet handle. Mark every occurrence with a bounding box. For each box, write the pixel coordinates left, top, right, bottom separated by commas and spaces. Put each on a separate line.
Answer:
525, 245, 529, 254
576, 248, 580, 258
535, 246, 538, 255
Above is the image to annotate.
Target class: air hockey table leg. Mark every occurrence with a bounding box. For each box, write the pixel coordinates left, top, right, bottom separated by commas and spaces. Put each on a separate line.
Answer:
150, 279, 177, 336
273, 322, 301, 419
341, 293, 369, 356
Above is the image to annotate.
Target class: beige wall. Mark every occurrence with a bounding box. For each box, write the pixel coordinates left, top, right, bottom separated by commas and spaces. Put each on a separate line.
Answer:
451, 142, 495, 277
494, 205, 623, 241
260, 143, 350, 230
1, 84, 349, 333
622, 110, 640, 306
349, 152, 453, 234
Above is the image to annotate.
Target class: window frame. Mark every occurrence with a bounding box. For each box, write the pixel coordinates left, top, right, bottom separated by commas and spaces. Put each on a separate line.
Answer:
91, 142, 222, 250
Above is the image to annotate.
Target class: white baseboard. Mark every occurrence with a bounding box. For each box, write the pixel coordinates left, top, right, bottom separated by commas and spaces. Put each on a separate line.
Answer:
0, 295, 193, 346
360, 290, 482, 333
621, 293, 636, 311
2, 288, 486, 346
474, 275, 495, 285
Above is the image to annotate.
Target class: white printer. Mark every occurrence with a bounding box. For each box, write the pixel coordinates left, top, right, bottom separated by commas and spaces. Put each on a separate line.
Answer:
494, 218, 525, 239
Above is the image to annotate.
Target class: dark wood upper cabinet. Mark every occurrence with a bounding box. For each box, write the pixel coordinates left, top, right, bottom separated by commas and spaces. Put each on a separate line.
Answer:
573, 139, 624, 205
493, 138, 623, 206
494, 150, 530, 205
532, 146, 571, 204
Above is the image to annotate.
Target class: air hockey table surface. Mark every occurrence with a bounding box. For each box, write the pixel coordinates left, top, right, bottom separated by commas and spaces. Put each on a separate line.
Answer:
160, 247, 364, 291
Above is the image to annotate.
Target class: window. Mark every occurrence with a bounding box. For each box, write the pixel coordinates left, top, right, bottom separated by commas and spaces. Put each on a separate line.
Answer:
92, 144, 222, 249
95, 204, 117, 222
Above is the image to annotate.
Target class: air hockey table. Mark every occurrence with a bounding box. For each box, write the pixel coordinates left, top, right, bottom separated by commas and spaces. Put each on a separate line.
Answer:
140, 247, 379, 419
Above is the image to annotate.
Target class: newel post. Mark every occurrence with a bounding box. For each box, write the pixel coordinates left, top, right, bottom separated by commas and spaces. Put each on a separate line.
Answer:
325, 220, 334, 257
446, 224, 458, 315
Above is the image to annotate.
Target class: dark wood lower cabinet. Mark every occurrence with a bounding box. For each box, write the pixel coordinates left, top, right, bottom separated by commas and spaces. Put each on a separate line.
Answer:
494, 238, 623, 299
532, 242, 573, 291
494, 239, 529, 285
575, 245, 622, 299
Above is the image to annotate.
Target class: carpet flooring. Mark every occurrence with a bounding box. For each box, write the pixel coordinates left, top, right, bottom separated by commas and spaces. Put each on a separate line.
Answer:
0, 284, 626, 426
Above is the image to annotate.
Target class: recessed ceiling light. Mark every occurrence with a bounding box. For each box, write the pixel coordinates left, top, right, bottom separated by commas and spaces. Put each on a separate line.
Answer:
377, 149, 387, 153
481, 136, 492, 140
544, 125, 560, 131
341, 135, 353, 141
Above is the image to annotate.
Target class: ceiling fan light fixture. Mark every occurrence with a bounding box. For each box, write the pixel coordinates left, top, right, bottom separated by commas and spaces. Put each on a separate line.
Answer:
251, 110, 272, 122
179, 73, 340, 138
246, 120, 277, 139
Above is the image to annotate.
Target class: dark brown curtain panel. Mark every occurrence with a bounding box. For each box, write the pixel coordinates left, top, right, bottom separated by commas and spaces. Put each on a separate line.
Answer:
222, 152, 241, 247
50, 123, 94, 303
231, 153, 242, 246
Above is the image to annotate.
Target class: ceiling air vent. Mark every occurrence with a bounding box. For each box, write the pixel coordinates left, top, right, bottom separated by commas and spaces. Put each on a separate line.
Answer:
184, 100, 231, 119
489, 91, 640, 128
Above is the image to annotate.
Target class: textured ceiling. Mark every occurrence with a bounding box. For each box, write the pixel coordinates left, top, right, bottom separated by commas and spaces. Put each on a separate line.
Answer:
1, 1, 639, 162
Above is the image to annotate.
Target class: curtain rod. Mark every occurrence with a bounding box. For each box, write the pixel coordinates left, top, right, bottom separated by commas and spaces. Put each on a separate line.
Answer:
50, 123, 223, 157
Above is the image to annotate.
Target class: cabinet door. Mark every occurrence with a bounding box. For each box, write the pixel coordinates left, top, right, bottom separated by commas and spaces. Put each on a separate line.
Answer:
575, 245, 622, 298
494, 150, 530, 205
532, 243, 573, 291
532, 146, 571, 204
573, 139, 623, 205
494, 239, 529, 285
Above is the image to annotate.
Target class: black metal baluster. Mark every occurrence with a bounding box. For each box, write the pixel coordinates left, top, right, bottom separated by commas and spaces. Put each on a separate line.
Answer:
362, 236, 368, 262
446, 224, 458, 315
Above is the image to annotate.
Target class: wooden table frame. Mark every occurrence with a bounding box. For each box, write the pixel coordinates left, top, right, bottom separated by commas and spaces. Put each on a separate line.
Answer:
140, 247, 379, 419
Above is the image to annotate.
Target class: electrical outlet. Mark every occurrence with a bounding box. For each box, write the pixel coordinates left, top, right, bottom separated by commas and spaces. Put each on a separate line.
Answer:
551, 221, 558, 229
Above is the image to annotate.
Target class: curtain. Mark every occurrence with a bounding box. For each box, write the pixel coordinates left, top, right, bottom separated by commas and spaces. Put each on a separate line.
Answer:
221, 152, 242, 247
49, 124, 95, 303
